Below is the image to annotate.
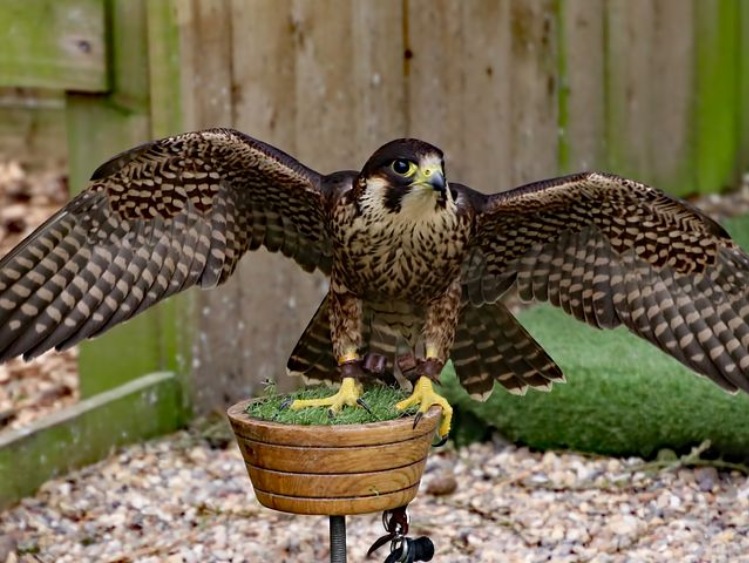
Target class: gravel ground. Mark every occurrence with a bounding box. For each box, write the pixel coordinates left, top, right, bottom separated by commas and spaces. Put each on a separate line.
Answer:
1, 430, 748, 563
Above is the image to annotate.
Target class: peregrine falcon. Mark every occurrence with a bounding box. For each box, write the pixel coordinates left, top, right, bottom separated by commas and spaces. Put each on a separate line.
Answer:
2, 128, 749, 441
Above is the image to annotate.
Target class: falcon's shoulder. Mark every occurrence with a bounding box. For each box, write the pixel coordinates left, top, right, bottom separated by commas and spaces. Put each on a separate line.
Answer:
485, 171, 727, 233
471, 171, 735, 278
87, 128, 335, 278
90, 129, 332, 254
93, 128, 321, 183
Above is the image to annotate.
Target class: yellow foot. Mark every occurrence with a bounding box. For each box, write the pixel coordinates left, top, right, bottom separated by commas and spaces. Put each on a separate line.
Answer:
289, 377, 363, 415
395, 376, 453, 440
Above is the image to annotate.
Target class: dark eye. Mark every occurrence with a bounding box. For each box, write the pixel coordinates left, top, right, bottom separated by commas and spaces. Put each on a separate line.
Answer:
391, 159, 411, 175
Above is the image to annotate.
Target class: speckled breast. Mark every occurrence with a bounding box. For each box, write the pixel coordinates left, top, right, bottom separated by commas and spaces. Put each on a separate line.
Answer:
334, 214, 470, 303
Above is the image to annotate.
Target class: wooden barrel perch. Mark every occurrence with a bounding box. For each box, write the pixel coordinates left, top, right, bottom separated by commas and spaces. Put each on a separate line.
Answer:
227, 399, 440, 516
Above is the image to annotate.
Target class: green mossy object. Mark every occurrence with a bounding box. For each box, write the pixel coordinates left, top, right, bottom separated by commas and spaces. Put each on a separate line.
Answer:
443, 304, 749, 460
246, 385, 416, 425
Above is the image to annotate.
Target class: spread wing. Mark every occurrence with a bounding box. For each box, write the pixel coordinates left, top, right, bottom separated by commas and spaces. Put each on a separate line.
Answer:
462, 172, 749, 393
0, 128, 334, 361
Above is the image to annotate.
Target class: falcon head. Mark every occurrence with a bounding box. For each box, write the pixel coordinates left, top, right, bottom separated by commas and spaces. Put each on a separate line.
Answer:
357, 139, 452, 217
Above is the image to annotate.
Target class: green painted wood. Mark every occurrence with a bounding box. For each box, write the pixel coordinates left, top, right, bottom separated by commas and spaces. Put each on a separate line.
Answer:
65, 0, 184, 397
66, 0, 156, 397
0, 372, 186, 510
692, 0, 741, 194
0, 0, 108, 91
144, 1, 193, 399
146, 0, 183, 139
0, 89, 68, 169
64, 101, 159, 397
737, 1, 749, 180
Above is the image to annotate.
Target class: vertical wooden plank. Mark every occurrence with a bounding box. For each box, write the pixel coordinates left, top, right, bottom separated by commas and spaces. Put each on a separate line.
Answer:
184, 0, 234, 128
558, 0, 605, 174
290, 0, 406, 381
508, 0, 559, 186
175, 0, 243, 411
605, 0, 655, 181
650, 0, 694, 194
738, 0, 749, 181
175, 0, 198, 132
146, 0, 191, 399
459, 0, 512, 192
230, 0, 321, 401
406, 0, 465, 180
146, 0, 183, 139
407, 1, 516, 191
350, 1, 407, 149
291, 0, 403, 368
231, 0, 297, 149
389, 0, 566, 191
292, 0, 356, 169
692, 0, 740, 193
67, 0, 152, 191
67, 0, 164, 397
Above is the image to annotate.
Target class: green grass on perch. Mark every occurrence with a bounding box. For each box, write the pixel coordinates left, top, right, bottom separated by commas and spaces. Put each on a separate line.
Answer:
245, 384, 417, 425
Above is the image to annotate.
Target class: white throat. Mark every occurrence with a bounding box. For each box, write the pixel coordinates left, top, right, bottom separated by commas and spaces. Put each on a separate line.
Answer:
360, 176, 454, 224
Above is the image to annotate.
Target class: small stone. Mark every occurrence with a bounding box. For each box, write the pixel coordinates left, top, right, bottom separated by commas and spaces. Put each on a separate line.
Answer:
695, 466, 719, 492
548, 526, 565, 542
426, 473, 458, 496
608, 514, 640, 537
0, 535, 18, 563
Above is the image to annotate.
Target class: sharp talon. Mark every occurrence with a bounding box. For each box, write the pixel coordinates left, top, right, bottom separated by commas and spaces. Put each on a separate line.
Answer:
356, 398, 373, 415
396, 376, 453, 438
432, 435, 448, 448
413, 411, 423, 429
279, 398, 292, 410
285, 377, 363, 415
327, 409, 335, 420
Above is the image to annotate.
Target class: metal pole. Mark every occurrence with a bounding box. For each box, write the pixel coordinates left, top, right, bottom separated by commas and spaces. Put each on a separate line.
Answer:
329, 515, 347, 563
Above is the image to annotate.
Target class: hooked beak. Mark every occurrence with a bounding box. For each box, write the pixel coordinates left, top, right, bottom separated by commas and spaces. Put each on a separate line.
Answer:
410, 166, 446, 194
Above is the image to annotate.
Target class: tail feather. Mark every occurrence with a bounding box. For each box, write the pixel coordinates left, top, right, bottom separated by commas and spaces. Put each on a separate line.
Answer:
286, 295, 340, 385
452, 301, 564, 400
286, 297, 400, 385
